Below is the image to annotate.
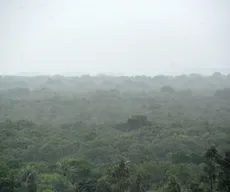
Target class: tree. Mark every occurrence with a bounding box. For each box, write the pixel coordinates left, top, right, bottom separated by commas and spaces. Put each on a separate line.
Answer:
202, 146, 219, 192
214, 88, 230, 99
212, 72, 222, 78
130, 174, 145, 192
218, 151, 230, 192
0, 162, 16, 192
75, 179, 97, 192
165, 177, 181, 192
18, 167, 38, 192
160, 86, 175, 93
57, 158, 93, 190
127, 115, 150, 130
97, 160, 131, 192
190, 182, 204, 192
39, 173, 65, 192
111, 160, 130, 192
171, 152, 191, 164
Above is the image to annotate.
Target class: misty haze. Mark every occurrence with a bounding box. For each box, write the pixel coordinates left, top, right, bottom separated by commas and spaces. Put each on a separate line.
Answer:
0, 0, 230, 75
0, 1, 230, 192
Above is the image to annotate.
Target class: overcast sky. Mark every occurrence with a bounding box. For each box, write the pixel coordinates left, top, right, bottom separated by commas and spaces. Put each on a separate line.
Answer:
0, 0, 230, 76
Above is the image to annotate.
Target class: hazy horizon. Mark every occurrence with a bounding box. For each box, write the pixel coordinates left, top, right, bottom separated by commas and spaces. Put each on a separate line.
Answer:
1, 70, 229, 77
1, 0, 230, 76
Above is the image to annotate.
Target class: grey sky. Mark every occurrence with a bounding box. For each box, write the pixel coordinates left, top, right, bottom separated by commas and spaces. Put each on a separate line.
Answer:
0, 0, 230, 76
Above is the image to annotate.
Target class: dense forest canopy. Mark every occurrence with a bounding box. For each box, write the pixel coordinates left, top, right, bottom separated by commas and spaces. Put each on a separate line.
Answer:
0, 73, 230, 192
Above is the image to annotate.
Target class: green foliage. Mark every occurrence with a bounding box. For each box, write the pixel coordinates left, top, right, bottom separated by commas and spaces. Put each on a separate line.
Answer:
39, 173, 65, 192
165, 177, 181, 192
127, 115, 151, 130
190, 182, 205, 192
76, 179, 97, 192
96, 160, 144, 192
0, 74, 230, 191
17, 164, 38, 192
0, 162, 16, 192
202, 146, 219, 192
218, 151, 230, 192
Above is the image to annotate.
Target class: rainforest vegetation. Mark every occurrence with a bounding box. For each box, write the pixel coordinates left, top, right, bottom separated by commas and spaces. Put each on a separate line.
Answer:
0, 73, 230, 192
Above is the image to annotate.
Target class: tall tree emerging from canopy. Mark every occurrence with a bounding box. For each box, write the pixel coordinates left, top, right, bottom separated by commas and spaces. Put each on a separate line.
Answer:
111, 160, 130, 192
203, 146, 219, 192
97, 160, 133, 192
166, 177, 181, 192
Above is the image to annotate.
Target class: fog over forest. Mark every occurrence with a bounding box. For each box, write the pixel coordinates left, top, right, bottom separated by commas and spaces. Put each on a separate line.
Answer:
1, 1, 230, 192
